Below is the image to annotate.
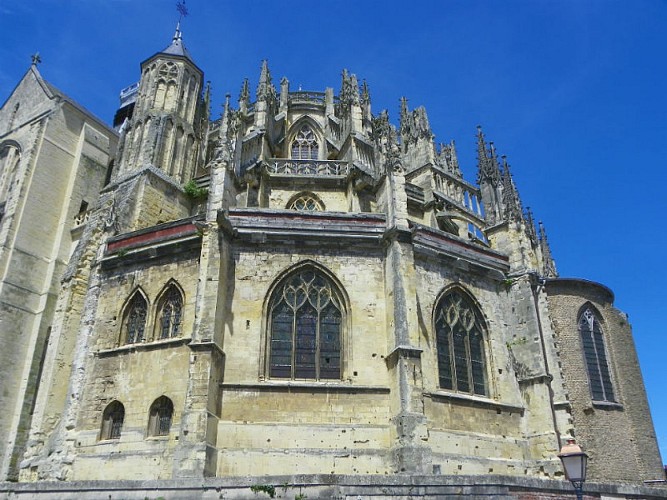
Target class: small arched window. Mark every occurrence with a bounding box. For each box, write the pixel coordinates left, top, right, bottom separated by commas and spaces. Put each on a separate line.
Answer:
148, 396, 174, 437
123, 292, 148, 344
288, 193, 324, 212
434, 289, 488, 396
100, 401, 125, 440
157, 284, 183, 340
291, 125, 319, 160
268, 266, 343, 380
579, 307, 615, 402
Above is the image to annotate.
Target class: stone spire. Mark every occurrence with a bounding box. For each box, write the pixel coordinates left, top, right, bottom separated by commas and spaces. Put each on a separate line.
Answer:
438, 141, 462, 178
360, 79, 371, 123
476, 126, 504, 225
539, 222, 558, 277
360, 80, 370, 106
524, 206, 538, 246
399, 97, 410, 138
339, 69, 360, 107
256, 60, 276, 103
238, 78, 250, 114
501, 155, 523, 222
476, 126, 501, 186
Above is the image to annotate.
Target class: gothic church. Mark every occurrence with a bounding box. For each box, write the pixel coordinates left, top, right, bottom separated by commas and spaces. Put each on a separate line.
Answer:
0, 26, 663, 494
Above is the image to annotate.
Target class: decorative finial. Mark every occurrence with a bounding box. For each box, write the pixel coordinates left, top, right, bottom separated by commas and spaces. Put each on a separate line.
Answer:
176, 0, 189, 22
31, 52, 41, 66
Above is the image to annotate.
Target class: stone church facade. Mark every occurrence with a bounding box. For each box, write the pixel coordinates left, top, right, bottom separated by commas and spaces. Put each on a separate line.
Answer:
0, 28, 663, 492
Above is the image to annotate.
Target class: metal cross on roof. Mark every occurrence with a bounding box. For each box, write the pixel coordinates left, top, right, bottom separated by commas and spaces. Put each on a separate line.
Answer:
31, 52, 41, 65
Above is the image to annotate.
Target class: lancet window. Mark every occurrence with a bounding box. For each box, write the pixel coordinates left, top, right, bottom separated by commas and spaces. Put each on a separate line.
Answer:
290, 125, 319, 160
100, 401, 124, 440
148, 396, 174, 437
268, 266, 343, 380
579, 307, 615, 402
157, 285, 183, 340
123, 292, 148, 344
434, 289, 488, 396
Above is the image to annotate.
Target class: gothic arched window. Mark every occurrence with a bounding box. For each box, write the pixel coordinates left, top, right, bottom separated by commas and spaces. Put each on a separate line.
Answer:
147, 396, 174, 437
434, 289, 488, 396
158, 62, 179, 82
579, 307, 615, 402
268, 266, 343, 380
100, 401, 124, 440
123, 292, 148, 344
156, 284, 183, 340
290, 125, 319, 160
288, 193, 324, 212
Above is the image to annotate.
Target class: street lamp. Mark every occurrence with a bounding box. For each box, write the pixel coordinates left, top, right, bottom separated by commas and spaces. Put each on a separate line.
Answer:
558, 437, 588, 500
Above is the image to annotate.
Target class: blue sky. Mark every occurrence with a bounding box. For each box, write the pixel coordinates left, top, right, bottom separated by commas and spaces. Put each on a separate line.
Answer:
1, 0, 665, 465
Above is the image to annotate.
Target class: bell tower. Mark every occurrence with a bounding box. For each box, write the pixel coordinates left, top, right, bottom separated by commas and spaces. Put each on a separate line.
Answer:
116, 24, 205, 183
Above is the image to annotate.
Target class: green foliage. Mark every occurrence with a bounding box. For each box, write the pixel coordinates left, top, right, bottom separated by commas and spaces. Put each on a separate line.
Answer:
250, 484, 276, 498
183, 179, 208, 201
500, 277, 517, 291
295, 493, 307, 500
116, 248, 128, 258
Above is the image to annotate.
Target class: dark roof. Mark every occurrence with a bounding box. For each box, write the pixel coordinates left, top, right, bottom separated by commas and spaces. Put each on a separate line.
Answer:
160, 25, 193, 61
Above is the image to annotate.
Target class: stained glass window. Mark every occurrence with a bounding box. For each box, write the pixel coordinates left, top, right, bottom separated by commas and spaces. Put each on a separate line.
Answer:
434, 290, 488, 396
269, 267, 342, 380
291, 125, 319, 160
579, 307, 615, 402
124, 293, 147, 344
158, 285, 183, 339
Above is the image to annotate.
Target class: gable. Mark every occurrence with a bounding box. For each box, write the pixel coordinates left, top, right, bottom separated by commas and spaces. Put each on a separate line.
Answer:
0, 67, 57, 134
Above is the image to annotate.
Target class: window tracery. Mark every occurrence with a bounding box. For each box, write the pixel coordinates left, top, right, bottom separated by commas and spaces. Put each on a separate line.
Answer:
100, 401, 124, 440
123, 292, 147, 344
579, 307, 615, 402
157, 285, 183, 339
290, 125, 319, 160
434, 289, 488, 396
288, 193, 324, 212
268, 267, 343, 380
158, 62, 179, 82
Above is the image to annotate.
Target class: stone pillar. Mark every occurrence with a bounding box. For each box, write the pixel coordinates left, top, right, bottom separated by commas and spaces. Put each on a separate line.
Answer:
172, 158, 234, 478
382, 162, 431, 473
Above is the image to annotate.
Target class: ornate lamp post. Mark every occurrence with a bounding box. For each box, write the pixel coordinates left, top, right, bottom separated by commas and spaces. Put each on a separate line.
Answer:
558, 437, 588, 500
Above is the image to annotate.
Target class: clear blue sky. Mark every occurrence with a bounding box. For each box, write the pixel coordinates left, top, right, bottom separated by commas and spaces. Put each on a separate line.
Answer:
1, 0, 665, 465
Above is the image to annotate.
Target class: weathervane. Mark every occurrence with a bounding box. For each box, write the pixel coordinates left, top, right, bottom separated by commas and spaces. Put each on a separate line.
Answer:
31, 52, 41, 66
176, 0, 189, 22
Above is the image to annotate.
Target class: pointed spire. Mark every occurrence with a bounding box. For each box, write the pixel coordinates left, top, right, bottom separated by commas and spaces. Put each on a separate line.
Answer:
256, 60, 276, 104
349, 74, 360, 104
399, 97, 409, 129
238, 78, 250, 113
439, 141, 462, 178
339, 69, 359, 114
501, 155, 523, 222
161, 22, 193, 60
524, 206, 538, 245
539, 221, 558, 277
476, 126, 501, 186
361, 80, 370, 106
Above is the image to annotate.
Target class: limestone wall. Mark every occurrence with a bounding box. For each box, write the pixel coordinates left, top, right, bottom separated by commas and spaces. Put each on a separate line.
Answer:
546, 278, 664, 482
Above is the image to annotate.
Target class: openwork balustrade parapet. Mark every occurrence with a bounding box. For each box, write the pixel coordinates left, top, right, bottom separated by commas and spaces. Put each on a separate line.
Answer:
267, 159, 349, 177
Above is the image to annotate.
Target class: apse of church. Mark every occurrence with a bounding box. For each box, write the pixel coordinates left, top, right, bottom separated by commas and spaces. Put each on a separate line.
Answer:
0, 26, 661, 487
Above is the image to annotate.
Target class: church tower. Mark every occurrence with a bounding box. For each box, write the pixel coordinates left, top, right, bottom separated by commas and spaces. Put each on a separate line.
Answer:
116, 24, 206, 184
